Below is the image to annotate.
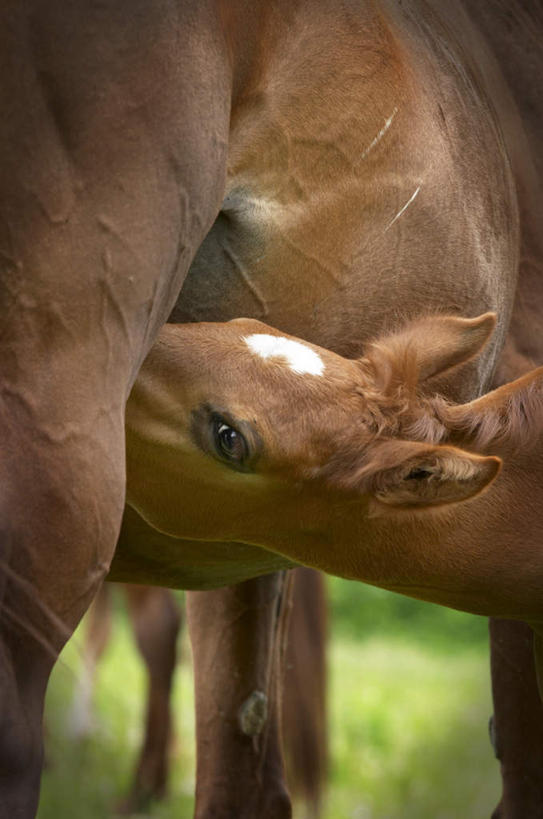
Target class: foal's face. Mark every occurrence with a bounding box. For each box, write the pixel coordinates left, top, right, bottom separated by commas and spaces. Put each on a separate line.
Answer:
126, 318, 372, 541
125, 314, 510, 555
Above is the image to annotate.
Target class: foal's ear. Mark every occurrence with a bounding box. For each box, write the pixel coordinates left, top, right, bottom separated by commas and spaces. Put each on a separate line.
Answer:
430, 365, 543, 450
365, 440, 501, 509
363, 313, 496, 388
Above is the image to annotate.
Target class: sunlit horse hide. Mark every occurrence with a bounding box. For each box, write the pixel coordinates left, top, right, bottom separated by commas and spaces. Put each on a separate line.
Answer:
3, 0, 542, 815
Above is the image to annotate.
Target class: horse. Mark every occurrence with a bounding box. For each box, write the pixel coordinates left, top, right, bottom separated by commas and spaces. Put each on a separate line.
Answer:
3, 2, 542, 816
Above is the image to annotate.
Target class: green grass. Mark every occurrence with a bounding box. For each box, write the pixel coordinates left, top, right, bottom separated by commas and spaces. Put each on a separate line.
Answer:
39, 581, 500, 818
323, 639, 498, 819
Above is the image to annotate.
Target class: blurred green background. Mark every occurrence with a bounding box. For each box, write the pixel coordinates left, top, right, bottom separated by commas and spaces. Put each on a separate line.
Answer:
39, 577, 500, 818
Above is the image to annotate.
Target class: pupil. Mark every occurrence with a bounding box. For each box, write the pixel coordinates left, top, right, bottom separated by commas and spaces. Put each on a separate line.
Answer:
214, 418, 247, 466
219, 425, 237, 451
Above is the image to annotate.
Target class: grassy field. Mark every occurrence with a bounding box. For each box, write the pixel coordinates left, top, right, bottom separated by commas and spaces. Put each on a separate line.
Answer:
39, 579, 500, 818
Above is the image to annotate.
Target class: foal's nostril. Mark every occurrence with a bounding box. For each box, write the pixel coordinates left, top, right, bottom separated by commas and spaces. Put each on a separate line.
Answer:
406, 467, 432, 480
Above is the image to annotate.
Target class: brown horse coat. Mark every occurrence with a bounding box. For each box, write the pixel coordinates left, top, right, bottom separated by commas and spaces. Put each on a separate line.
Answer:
3, 0, 542, 815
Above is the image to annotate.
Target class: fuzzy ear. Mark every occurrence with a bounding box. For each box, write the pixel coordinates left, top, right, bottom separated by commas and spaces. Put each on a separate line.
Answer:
363, 313, 496, 389
444, 366, 543, 449
365, 440, 501, 509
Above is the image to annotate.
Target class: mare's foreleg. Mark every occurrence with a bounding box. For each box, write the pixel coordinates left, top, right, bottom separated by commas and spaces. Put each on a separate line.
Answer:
186, 573, 293, 819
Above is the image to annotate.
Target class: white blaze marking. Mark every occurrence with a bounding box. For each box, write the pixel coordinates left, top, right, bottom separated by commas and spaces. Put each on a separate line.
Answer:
385, 185, 421, 232
243, 334, 325, 376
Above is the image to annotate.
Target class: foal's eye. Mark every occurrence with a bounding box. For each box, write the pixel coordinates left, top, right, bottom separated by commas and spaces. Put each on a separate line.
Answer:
213, 418, 248, 466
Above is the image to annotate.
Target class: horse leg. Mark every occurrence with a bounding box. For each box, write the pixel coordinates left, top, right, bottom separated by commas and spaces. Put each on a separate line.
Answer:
69, 584, 113, 739
489, 618, 543, 818
282, 569, 328, 819
186, 573, 293, 819
0, 3, 230, 808
0, 381, 130, 818
118, 585, 181, 814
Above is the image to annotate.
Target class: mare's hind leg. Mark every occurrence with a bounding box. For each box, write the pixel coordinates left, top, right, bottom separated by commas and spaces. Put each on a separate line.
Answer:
489, 618, 543, 818
118, 585, 181, 814
187, 573, 293, 819
0, 3, 229, 812
0, 398, 126, 818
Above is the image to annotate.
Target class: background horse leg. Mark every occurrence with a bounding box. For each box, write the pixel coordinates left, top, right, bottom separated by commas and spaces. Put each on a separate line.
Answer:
489, 618, 543, 818
187, 572, 293, 819
118, 585, 182, 814
69, 585, 113, 739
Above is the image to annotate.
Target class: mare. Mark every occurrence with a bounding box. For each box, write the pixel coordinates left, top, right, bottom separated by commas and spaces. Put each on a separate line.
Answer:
3, 1, 542, 817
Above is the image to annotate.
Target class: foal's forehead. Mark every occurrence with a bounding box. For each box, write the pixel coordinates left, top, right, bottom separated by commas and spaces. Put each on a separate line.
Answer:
242, 333, 326, 377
